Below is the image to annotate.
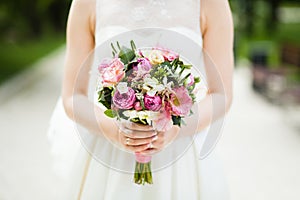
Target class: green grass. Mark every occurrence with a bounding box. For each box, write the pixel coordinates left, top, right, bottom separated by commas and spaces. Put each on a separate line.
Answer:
0, 33, 65, 84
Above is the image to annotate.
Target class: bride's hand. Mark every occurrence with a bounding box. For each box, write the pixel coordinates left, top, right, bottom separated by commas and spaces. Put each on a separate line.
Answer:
139, 125, 180, 155
117, 122, 158, 153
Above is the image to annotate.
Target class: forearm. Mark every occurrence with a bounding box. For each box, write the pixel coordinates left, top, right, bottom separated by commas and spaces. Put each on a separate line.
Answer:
180, 91, 232, 136
63, 94, 118, 139
197, 91, 231, 130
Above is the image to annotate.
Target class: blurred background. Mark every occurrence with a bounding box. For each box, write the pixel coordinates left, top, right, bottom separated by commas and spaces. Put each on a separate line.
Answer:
0, 0, 299, 199
232, 0, 300, 107
0, 0, 71, 84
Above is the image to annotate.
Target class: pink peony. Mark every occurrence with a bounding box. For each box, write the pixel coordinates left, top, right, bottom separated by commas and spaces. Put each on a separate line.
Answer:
113, 87, 136, 109
133, 101, 143, 111
170, 87, 193, 116
144, 94, 162, 111
101, 58, 125, 86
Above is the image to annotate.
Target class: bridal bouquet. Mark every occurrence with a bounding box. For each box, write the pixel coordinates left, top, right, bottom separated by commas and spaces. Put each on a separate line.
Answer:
96, 40, 200, 185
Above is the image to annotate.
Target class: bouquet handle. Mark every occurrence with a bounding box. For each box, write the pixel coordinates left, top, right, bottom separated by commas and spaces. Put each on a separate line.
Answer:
134, 153, 153, 185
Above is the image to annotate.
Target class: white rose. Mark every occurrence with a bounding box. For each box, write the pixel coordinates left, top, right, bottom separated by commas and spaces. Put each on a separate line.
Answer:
148, 50, 165, 65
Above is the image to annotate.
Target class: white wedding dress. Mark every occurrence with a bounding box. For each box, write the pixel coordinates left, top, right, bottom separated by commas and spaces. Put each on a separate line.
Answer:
48, 0, 230, 199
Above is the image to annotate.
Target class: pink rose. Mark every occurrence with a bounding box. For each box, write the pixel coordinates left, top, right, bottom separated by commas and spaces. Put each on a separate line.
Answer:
101, 58, 125, 86
170, 87, 193, 116
153, 47, 179, 61
144, 94, 162, 111
132, 58, 152, 79
113, 87, 136, 109
98, 58, 111, 72
162, 50, 179, 61
137, 58, 152, 72
134, 101, 143, 111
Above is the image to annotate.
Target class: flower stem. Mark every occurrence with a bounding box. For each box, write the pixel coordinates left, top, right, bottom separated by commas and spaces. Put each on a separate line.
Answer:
134, 161, 153, 185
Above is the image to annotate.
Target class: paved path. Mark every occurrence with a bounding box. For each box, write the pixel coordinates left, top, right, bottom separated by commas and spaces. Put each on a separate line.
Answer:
217, 66, 300, 200
0, 48, 299, 199
0, 48, 65, 200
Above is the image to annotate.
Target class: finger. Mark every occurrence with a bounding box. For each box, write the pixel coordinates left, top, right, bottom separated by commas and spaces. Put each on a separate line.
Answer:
120, 128, 157, 139
124, 143, 151, 152
138, 139, 163, 155
120, 133, 157, 146
123, 121, 154, 131
127, 135, 158, 146
139, 148, 161, 155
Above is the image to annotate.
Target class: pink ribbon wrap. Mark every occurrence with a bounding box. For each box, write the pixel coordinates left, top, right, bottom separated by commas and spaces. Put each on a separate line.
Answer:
135, 152, 152, 163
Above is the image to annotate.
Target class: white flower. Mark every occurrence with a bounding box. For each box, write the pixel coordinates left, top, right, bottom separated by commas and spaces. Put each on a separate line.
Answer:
117, 82, 128, 94
136, 111, 149, 123
146, 111, 160, 120
123, 110, 160, 125
162, 76, 174, 91
123, 110, 138, 119
143, 77, 165, 96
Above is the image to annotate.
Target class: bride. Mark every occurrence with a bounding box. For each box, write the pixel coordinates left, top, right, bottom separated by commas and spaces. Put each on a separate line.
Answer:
48, 0, 234, 199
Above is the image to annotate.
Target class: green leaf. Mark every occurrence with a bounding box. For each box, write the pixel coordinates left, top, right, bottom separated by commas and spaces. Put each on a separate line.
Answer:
140, 98, 145, 110
99, 100, 111, 109
194, 77, 201, 83
111, 43, 118, 54
172, 115, 182, 127
119, 46, 136, 64
180, 73, 191, 84
130, 40, 137, 51
104, 109, 117, 118
125, 62, 136, 73
98, 87, 113, 109
161, 61, 171, 67
181, 64, 192, 69
116, 41, 121, 50
189, 109, 194, 115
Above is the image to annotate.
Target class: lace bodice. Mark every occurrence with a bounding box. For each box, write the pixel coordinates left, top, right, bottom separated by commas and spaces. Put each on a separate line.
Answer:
95, 0, 202, 45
